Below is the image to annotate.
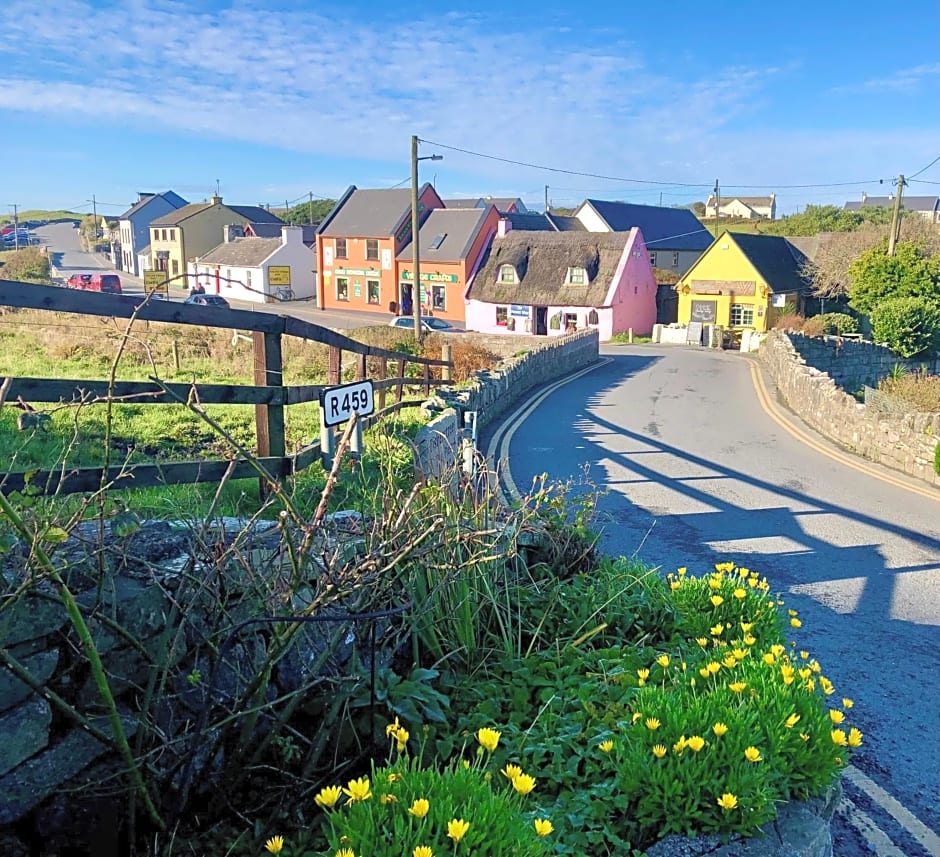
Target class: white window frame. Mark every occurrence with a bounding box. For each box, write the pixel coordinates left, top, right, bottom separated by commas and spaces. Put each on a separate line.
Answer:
730, 304, 754, 327
498, 265, 516, 284
649, 251, 657, 266
568, 266, 586, 285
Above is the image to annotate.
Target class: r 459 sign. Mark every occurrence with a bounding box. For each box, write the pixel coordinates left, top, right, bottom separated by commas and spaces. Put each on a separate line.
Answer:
320, 380, 375, 427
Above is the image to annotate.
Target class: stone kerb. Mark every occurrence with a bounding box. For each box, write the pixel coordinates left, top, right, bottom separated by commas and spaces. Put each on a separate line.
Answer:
758, 332, 940, 487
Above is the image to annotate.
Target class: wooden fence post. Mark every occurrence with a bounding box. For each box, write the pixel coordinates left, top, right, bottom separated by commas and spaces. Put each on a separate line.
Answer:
378, 358, 387, 410
441, 344, 452, 382
356, 353, 367, 382
253, 331, 285, 494
328, 346, 342, 385
396, 359, 406, 403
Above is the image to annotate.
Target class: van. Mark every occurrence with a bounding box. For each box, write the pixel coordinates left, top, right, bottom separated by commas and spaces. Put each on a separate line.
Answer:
66, 273, 123, 293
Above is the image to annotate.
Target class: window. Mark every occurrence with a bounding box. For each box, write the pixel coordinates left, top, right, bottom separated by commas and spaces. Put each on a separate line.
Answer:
365, 239, 379, 260
335, 238, 347, 259
496, 306, 509, 326
432, 284, 446, 310
337, 276, 349, 301
587, 309, 599, 326
730, 304, 754, 326
429, 233, 446, 250
564, 312, 578, 331
171, 259, 179, 276
169, 229, 176, 241
161, 229, 167, 241
672, 251, 680, 267
246, 270, 252, 289
367, 279, 380, 304
649, 251, 657, 266
498, 265, 516, 284
568, 266, 586, 284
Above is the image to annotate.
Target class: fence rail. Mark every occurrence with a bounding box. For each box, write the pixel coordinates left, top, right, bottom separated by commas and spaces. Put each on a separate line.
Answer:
0, 280, 454, 496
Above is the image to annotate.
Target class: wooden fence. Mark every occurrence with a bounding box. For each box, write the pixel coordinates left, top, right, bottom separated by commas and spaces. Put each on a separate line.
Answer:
0, 280, 453, 495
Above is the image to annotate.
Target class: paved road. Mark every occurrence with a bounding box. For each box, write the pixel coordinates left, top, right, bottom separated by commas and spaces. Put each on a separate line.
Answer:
485, 344, 940, 857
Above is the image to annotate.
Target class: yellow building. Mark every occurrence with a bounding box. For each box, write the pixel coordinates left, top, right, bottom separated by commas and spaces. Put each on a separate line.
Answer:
676, 231, 807, 332
149, 196, 282, 288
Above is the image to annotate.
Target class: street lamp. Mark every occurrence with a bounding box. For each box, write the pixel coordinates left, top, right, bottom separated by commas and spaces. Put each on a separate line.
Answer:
411, 135, 443, 342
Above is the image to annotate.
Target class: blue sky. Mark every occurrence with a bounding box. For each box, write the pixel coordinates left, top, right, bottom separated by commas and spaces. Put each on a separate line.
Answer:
1, 0, 938, 218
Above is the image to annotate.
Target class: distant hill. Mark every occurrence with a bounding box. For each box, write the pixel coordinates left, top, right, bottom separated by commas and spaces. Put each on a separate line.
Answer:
0, 209, 83, 226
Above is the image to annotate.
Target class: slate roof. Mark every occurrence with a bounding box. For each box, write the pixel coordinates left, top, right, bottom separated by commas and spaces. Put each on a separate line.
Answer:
445, 196, 526, 213
150, 202, 283, 227
246, 223, 316, 244
119, 190, 187, 220
706, 195, 774, 208
228, 205, 284, 224
547, 214, 586, 232
730, 233, 810, 293
577, 200, 712, 251
844, 195, 939, 213
445, 198, 484, 209
506, 212, 556, 231
319, 186, 422, 237
198, 237, 281, 267
469, 231, 631, 307
396, 207, 494, 262
783, 233, 834, 263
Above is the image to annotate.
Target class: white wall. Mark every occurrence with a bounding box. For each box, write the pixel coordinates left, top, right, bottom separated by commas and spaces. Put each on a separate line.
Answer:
574, 204, 610, 232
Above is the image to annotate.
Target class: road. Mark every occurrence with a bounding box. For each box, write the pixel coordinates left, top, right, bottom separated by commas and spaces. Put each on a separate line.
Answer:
33, 223, 398, 331
486, 344, 940, 857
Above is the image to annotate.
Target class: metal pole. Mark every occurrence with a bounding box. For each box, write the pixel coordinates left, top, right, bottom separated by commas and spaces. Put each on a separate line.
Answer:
411, 135, 423, 343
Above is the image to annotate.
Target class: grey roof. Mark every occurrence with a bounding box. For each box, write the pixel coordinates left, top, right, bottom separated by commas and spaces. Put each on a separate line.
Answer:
783, 233, 835, 262
319, 187, 417, 237
844, 195, 938, 212
229, 205, 284, 223
138, 244, 151, 256
246, 222, 316, 244
506, 212, 556, 231
578, 199, 712, 251
396, 207, 494, 262
547, 213, 587, 232
198, 237, 281, 267
150, 202, 283, 227
729, 233, 810, 293
150, 203, 212, 226
445, 196, 527, 213
469, 231, 631, 307
119, 190, 187, 220
445, 198, 485, 209
706, 195, 774, 207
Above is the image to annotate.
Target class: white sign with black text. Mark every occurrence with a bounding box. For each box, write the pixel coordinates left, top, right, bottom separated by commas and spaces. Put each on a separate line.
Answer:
320, 380, 375, 428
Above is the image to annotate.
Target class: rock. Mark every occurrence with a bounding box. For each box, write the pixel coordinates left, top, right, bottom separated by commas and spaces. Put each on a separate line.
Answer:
0, 596, 67, 647
0, 832, 29, 857
0, 649, 59, 713
0, 697, 52, 776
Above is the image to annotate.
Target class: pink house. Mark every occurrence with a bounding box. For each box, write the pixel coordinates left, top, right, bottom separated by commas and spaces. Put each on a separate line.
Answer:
464, 224, 656, 340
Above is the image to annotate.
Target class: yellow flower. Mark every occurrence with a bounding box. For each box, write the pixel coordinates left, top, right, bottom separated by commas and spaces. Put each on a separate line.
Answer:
769, 644, 784, 656
631, 712, 643, 725
381, 793, 398, 804
762, 652, 776, 666
678, 566, 687, 576
696, 637, 709, 647
804, 678, 816, 692
462, 760, 470, 769
820, 677, 835, 695
848, 728, 863, 748
715, 561, 735, 573
413, 847, 433, 857
670, 580, 681, 590
656, 654, 671, 669
744, 746, 763, 762
717, 793, 738, 811
710, 595, 724, 607
781, 665, 795, 685
740, 622, 753, 632
722, 654, 737, 669
672, 736, 687, 753
645, 717, 661, 730
409, 798, 430, 818
512, 773, 536, 795
843, 697, 854, 709
710, 623, 725, 636
501, 763, 522, 782
706, 661, 721, 675
733, 588, 747, 599
598, 740, 614, 753
336, 849, 355, 857
831, 730, 848, 747
785, 713, 801, 729
637, 668, 650, 681
743, 634, 757, 646
800, 650, 810, 660
447, 819, 470, 843
533, 818, 554, 837
386, 717, 402, 737
343, 776, 372, 802
699, 667, 710, 678
732, 648, 748, 661
800, 732, 810, 742
790, 618, 802, 628
477, 728, 501, 753
829, 709, 845, 724
798, 667, 812, 680
314, 785, 342, 809
652, 744, 667, 758
709, 575, 723, 590
712, 722, 728, 737
687, 735, 706, 752
729, 681, 746, 693
809, 659, 822, 674
396, 727, 410, 751
387, 772, 402, 783
264, 836, 284, 854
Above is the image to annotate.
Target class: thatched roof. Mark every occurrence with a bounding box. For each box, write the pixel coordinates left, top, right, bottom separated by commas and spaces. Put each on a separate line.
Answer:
469, 231, 631, 307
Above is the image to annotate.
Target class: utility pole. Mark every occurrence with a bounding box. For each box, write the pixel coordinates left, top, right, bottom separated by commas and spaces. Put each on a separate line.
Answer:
544, 185, 550, 214
713, 180, 720, 227
887, 174, 906, 256
11, 204, 19, 251
91, 194, 98, 242
411, 135, 422, 342
659, 191, 663, 206
309, 191, 314, 225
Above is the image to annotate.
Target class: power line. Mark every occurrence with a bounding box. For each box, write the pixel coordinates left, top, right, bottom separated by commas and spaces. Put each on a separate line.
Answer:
908, 154, 940, 180
909, 178, 940, 186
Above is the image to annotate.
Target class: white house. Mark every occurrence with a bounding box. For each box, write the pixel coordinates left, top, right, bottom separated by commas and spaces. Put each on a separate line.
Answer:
704, 194, 776, 220
116, 191, 187, 276
190, 225, 317, 303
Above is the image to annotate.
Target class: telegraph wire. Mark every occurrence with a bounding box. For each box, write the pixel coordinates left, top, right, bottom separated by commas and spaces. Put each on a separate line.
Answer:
908, 154, 940, 180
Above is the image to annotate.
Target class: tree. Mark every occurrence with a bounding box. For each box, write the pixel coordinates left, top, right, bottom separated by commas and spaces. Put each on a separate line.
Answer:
691, 201, 706, 217
847, 241, 940, 316
759, 204, 894, 237
281, 199, 336, 226
870, 296, 940, 357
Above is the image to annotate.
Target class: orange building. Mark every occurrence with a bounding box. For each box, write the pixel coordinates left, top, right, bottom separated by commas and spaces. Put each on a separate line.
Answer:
315, 184, 444, 314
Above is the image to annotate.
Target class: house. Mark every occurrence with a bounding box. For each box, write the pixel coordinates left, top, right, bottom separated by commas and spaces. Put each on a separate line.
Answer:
465, 226, 657, 341
315, 184, 444, 314
675, 232, 810, 332
244, 222, 317, 246
446, 197, 527, 214
395, 206, 500, 323
190, 225, 316, 303
117, 191, 187, 276
843, 193, 940, 223
148, 196, 283, 287
704, 194, 777, 220
571, 199, 713, 277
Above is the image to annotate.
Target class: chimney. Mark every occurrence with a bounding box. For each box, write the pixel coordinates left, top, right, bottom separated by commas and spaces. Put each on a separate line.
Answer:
282, 225, 300, 245
497, 217, 512, 238
223, 224, 243, 243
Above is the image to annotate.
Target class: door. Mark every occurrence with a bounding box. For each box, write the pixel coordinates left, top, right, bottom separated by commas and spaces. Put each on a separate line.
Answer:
400, 283, 414, 316
535, 306, 548, 336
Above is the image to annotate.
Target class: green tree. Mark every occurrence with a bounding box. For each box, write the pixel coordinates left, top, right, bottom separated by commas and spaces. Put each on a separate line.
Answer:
870, 296, 940, 357
847, 241, 940, 316
759, 204, 894, 237
281, 199, 336, 225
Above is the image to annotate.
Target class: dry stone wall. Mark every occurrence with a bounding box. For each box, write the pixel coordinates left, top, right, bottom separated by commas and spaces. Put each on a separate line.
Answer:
759, 332, 940, 487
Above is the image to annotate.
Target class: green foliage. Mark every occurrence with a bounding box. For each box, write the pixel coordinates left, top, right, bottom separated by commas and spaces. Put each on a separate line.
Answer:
847, 241, 940, 316
0, 246, 51, 282
870, 296, 940, 358
759, 204, 893, 237
815, 312, 859, 335
878, 369, 940, 412
280, 199, 336, 225
935, 440, 940, 476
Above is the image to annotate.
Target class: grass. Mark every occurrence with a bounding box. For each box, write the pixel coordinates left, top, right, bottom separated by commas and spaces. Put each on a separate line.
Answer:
608, 332, 653, 344
0, 209, 82, 225
704, 218, 765, 237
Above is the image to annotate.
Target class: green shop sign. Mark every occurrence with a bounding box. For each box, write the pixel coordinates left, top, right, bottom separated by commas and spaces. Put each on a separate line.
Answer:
400, 271, 459, 283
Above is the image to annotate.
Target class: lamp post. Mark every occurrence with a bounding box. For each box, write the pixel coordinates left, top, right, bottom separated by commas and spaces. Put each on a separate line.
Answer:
411, 135, 443, 342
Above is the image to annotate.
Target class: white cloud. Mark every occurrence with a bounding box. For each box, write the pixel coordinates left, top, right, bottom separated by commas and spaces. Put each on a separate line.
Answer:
830, 62, 940, 94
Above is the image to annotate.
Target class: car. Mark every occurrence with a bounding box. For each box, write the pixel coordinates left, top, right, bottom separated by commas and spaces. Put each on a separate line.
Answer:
388, 316, 459, 333
65, 272, 122, 293
66, 273, 93, 288
184, 293, 230, 308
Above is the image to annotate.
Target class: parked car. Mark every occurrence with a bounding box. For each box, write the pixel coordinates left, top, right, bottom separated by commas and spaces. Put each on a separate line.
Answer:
388, 316, 459, 332
65, 273, 122, 294
184, 293, 230, 308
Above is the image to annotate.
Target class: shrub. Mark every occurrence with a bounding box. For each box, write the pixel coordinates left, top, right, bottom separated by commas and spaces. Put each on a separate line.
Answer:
935, 440, 940, 476
816, 312, 859, 335
878, 370, 940, 412
801, 316, 827, 337
773, 314, 805, 332
870, 296, 940, 358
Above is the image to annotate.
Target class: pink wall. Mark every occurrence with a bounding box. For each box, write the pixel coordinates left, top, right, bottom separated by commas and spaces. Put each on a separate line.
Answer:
606, 228, 657, 336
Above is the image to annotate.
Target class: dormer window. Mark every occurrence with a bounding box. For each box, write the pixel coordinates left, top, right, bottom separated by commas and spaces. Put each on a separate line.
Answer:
567, 266, 587, 285
498, 264, 517, 284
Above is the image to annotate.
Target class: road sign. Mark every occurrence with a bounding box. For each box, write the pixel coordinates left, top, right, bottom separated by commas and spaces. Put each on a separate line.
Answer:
144, 270, 168, 294
268, 266, 291, 286
320, 379, 375, 428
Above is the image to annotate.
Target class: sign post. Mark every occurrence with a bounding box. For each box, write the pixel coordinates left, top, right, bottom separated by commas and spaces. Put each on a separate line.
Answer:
319, 379, 375, 466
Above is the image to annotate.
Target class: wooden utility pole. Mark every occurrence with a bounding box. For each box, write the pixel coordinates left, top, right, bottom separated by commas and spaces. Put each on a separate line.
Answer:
544, 185, 550, 214
11, 204, 19, 251
308, 191, 314, 224
887, 174, 906, 256
411, 135, 423, 343
713, 180, 720, 225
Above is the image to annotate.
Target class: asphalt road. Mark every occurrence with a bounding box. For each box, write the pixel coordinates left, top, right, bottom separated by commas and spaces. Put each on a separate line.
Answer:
485, 344, 940, 857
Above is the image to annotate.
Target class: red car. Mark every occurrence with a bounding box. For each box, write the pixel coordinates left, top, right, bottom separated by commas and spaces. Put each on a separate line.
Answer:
65, 273, 122, 294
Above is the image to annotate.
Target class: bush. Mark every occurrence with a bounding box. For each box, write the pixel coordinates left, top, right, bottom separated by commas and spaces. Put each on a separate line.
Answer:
878, 370, 940, 412
773, 314, 805, 332
816, 312, 859, 335
870, 296, 940, 358
935, 440, 940, 476
801, 316, 827, 337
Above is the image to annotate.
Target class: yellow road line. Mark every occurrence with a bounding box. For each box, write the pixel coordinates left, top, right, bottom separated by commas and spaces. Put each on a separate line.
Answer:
838, 796, 909, 857
844, 765, 940, 855
748, 362, 940, 502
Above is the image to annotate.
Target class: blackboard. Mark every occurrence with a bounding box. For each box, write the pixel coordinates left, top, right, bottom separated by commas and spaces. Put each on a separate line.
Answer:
687, 322, 704, 344
690, 300, 717, 322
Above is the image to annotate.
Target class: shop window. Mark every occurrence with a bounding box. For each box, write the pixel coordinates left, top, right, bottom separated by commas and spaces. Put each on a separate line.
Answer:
432, 285, 446, 310
496, 306, 509, 326
730, 304, 754, 326
337, 277, 349, 301
367, 279, 380, 304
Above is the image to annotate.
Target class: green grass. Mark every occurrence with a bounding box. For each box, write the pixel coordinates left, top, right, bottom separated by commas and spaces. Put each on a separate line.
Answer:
608, 333, 653, 344
704, 219, 765, 236
0, 209, 82, 225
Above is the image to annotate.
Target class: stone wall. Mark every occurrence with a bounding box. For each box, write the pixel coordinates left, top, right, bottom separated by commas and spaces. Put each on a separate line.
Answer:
759, 331, 940, 487
784, 332, 940, 390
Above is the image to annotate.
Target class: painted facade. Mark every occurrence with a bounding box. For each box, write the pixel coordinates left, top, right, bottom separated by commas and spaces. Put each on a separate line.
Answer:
704, 194, 777, 220
117, 191, 187, 277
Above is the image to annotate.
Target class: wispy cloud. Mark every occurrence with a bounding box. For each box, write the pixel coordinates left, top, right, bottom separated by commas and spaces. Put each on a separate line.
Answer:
830, 62, 940, 94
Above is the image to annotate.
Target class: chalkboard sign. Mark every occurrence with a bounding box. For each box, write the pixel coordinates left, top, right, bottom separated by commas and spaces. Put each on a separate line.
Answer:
687, 322, 704, 344
690, 300, 717, 322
